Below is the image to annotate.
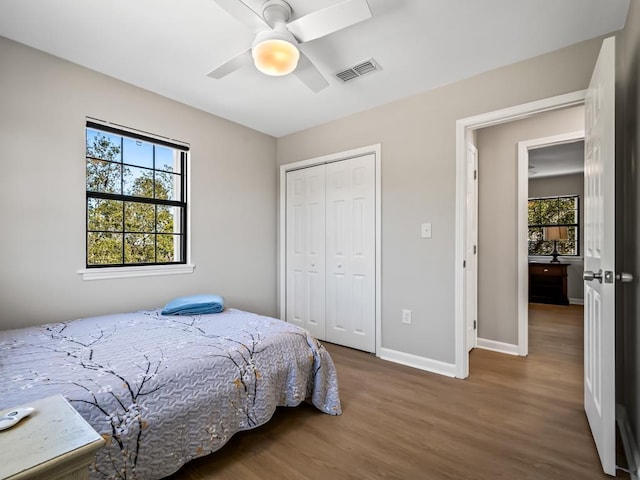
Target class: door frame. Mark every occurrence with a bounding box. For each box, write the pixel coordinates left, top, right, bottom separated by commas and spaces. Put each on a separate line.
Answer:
278, 144, 382, 355
516, 131, 585, 356
454, 91, 586, 379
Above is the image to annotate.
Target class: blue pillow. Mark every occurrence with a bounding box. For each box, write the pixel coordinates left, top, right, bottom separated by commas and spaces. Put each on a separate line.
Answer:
161, 294, 225, 316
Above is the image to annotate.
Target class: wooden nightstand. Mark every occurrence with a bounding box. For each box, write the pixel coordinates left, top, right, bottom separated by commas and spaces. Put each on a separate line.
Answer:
0, 394, 105, 480
529, 262, 570, 305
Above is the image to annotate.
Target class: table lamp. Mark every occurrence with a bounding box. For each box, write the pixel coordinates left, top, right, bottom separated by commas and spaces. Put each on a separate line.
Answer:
544, 226, 569, 263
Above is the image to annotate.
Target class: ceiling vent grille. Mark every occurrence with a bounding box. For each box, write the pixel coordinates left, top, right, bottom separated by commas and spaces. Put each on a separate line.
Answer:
336, 59, 380, 82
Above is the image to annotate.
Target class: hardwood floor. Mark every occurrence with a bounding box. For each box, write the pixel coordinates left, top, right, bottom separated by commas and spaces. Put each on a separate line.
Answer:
166, 304, 627, 479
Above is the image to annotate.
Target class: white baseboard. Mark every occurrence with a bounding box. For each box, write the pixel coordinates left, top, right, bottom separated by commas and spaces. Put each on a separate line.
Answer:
477, 338, 520, 356
569, 298, 584, 305
617, 404, 640, 479
378, 347, 457, 378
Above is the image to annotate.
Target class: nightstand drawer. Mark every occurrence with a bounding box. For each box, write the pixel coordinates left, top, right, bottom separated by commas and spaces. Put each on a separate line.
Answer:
529, 264, 566, 276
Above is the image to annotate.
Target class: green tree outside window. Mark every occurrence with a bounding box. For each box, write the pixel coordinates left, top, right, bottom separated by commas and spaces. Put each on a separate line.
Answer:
528, 195, 579, 256
86, 124, 187, 267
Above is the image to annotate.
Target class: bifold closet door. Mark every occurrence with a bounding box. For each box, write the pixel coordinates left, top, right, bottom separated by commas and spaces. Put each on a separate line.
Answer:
325, 154, 375, 353
285, 165, 326, 339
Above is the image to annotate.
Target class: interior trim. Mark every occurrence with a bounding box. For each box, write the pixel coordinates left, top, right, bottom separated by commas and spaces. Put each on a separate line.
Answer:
454, 90, 587, 379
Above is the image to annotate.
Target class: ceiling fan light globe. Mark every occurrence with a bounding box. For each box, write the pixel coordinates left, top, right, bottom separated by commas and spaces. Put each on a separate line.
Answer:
252, 38, 299, 76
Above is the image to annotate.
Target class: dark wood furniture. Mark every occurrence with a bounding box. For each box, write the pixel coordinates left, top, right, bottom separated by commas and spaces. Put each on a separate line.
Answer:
529, 262, 569, 305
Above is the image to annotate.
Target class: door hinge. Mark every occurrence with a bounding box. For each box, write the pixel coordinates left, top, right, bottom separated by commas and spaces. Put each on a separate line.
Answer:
473, 245, 477, 254
463, 260, 466, 268
473, 320, 477, 330
474, 170, 477, 180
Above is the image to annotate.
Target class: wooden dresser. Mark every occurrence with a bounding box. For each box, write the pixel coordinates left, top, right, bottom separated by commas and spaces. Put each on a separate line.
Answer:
0, 394, 104, 480
528, 262, 569, 305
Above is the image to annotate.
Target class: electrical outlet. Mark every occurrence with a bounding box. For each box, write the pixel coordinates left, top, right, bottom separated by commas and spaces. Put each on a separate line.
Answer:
421, 223, 432, 238
402, 309, 412, 324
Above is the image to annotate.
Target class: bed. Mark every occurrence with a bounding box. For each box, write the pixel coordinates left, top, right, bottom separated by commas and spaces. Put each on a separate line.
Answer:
0, 307, 342, 480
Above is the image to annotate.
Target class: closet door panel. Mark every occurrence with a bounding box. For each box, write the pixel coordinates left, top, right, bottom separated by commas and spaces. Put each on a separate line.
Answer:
325, 155, 375, 352
286, 165, 326, 339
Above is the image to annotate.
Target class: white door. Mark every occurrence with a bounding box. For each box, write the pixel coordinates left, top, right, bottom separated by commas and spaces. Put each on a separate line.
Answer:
325, 154, 376, 352
466, 144, 478, 351
583, 36, 616, 476
286, 165, 326, 340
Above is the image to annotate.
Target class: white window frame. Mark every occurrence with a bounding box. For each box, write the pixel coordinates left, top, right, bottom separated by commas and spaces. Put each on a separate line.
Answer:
79, 119, 194, 280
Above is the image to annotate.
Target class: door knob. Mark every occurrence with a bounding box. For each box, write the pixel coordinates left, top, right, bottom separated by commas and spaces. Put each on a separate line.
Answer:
616, 272, 634, 283
583, 269, 603, 283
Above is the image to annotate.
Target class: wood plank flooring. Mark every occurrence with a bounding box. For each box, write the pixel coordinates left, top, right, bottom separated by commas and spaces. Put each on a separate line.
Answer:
166, 304, 627, 479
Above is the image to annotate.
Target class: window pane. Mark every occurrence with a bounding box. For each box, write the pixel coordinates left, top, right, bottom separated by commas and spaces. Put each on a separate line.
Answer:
123, 137, 153, 169
88, 232, 123, 265
528, 200, 537, 224
538, 198, 556, 223
155, 171, 181, 201
528, 227, 545, 255
157, 234, 181, 263
557, 226, 578, 255
88, 199, 123, 232
86, 129, 121, 161
531, 239, 554, 255
125, 202, 155, 233
157, 206, 182, 234
557, 197, 577, 223
86, 159, 122, 194
156, 146, 179, 173
123, 166, 154, 198
124, 233, 155, 264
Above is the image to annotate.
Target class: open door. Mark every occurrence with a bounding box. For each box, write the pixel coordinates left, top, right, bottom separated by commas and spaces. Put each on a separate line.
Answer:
583, 36, 616, 476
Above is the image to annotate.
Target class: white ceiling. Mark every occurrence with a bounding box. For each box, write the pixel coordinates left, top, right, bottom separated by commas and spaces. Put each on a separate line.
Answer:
528, 141, 585, 178
0, 0, 630, 137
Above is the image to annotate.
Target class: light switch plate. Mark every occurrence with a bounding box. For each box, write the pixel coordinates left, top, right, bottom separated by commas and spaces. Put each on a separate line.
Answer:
421, 223, 432, 238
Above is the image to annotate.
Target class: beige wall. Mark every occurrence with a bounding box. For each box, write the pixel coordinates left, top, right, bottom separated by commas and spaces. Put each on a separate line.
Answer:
0, 29, 618, 375
0, 37, 278, 330
278, 37, 604, 364
616, 0, 640, 455
476, 107, 584, 345
528, 173, 585, 302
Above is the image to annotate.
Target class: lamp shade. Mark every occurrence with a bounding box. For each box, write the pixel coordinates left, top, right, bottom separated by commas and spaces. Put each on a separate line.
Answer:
252, 30, 299, 76
543, 226, 569, 241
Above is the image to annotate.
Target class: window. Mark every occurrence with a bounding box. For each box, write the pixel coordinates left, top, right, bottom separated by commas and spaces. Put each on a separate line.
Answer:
85, 121, 188, 268
528, 195, 579, 256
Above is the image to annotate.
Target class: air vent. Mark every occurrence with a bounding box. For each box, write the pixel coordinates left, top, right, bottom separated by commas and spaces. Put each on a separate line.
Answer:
335, 59, 380, 82
336, 69, 359, 82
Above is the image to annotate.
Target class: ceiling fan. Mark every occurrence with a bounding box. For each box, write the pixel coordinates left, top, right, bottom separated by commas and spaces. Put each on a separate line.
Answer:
208, 0, 372, 92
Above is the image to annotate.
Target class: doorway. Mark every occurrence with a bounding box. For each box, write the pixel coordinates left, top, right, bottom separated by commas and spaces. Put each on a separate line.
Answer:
454, 90, 586, 379
517, 134, 585, 355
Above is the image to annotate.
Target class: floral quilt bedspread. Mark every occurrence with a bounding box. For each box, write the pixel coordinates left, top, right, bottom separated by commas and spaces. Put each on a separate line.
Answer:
0, 308, 341, 479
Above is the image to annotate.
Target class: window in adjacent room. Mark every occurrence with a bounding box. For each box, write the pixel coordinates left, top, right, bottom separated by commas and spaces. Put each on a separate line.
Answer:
85, 121, 188, 267
528, 195, 579, 256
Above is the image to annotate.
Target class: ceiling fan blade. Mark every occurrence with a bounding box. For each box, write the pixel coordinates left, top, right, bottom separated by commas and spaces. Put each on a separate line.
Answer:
287, 0, 372, 43
207, 48, 253, 79
293, 51, 329, 92
213, 0, 269, 32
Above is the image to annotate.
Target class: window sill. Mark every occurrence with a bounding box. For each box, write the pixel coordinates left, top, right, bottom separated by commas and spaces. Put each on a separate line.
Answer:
528, 256, 583, 264
78, 263, 195, 281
